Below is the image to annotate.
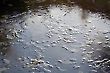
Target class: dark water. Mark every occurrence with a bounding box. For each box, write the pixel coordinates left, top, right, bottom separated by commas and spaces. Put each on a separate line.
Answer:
0, 0, 110, 73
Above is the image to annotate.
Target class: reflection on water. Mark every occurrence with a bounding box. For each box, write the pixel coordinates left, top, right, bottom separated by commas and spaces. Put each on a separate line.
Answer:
0, 0, 110, 73
0, 0, 110, 19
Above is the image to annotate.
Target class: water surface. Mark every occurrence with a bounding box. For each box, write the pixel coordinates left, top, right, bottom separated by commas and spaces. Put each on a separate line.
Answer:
0, 0, 110, 73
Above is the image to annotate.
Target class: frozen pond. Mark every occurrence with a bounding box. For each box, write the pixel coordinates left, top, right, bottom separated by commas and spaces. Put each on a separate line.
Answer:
0, 0, 110, 73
